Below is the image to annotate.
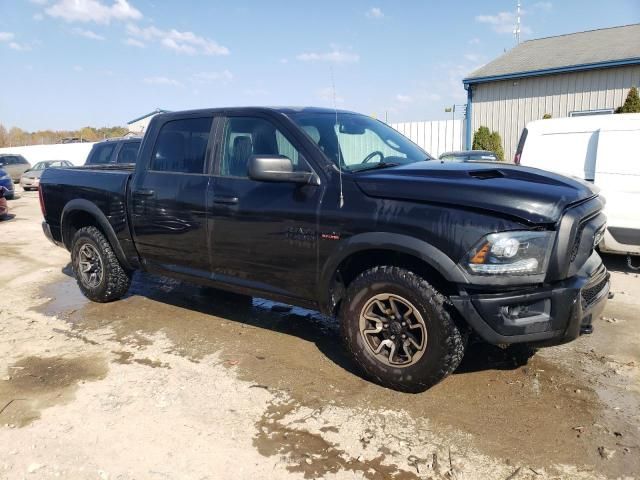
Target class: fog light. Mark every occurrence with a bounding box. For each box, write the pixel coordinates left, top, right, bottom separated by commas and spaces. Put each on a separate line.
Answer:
499, 299, 550, 322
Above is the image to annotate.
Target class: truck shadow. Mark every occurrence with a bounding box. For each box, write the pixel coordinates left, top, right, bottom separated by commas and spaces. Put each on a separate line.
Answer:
59, 265, 535, 379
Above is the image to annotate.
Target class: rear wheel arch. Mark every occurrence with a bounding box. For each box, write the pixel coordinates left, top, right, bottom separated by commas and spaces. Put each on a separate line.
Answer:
61, 200, 133, 271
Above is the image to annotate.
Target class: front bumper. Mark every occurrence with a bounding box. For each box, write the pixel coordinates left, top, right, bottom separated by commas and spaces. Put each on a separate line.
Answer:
450, 251, 609, 346
20, 177, 39, 189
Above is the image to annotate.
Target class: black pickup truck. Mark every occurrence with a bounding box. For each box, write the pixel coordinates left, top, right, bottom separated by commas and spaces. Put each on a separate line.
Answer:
39, 107, 610, 392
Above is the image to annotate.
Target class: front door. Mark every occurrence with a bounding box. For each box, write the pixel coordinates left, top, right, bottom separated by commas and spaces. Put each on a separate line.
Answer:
208, 114, 323, 301
130, 115, 214, 278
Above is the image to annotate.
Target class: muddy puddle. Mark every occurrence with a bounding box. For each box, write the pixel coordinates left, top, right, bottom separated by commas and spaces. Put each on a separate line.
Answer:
0, 355, 108, 428
35, 270, 639, 477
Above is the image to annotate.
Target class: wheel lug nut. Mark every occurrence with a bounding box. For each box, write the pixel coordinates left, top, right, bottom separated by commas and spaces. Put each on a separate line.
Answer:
401, 322, 406, 326
391, 335, 396, 340
402, 334, 407, 339
383, 324, 388, 329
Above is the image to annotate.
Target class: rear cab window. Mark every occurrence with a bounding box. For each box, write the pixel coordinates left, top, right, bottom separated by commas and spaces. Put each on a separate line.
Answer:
117, 141, 141, 164
87, 143, 117, 165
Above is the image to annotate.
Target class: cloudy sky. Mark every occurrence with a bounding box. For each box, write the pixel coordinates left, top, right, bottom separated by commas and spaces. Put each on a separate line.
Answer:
1, 0, 638, 131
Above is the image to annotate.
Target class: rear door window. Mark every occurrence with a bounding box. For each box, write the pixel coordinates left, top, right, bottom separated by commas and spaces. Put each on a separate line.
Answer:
88, 143, 117, 165
151, 117, 212, 173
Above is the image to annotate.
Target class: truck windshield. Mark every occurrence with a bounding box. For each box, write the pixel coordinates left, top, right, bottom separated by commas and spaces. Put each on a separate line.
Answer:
287, 112, 432, 172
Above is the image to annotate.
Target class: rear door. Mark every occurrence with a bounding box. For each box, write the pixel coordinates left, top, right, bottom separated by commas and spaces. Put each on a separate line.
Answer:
130, 114, 216, 277
208, 113, 323, 301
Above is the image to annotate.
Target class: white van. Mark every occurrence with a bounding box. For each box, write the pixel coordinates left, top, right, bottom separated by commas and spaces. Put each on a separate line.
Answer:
516, 113, 640, 256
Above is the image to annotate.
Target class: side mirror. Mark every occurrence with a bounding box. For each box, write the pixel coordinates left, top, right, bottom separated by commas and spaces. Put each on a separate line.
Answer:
248, 155, 318, 185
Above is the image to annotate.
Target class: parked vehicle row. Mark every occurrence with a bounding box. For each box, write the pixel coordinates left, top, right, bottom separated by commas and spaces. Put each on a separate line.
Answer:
39, 107, 610, 392
0, 154, 31, 182
20, 160, 74, 191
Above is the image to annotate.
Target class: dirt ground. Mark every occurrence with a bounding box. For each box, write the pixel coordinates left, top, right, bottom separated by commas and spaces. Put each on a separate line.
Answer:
1, 191, 639, 480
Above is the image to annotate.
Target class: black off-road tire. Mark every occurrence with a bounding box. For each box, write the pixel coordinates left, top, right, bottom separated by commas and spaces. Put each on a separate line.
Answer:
340, 266, 466, 393
71, 226, 131, 303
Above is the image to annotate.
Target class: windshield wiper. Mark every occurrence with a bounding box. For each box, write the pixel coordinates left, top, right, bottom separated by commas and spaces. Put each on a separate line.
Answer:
350, 161, 401, 173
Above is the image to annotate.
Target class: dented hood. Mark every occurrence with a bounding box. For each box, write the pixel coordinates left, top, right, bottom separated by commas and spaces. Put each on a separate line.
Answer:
354, 161, 599, 224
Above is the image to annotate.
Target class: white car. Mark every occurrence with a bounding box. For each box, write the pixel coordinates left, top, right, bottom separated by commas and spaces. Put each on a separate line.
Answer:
516, 113, 640, 256
19, 160, 74, 191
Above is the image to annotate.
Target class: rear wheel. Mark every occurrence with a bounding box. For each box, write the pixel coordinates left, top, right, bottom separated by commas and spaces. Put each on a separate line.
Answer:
71, 226, 131, 302
340, 266, 466, 392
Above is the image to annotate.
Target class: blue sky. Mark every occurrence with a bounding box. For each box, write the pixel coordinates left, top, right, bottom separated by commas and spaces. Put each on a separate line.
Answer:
1, 0, 638, 131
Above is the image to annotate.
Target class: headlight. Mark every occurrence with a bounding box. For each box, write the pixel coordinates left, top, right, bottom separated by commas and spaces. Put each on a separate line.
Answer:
463, 231, 554, 276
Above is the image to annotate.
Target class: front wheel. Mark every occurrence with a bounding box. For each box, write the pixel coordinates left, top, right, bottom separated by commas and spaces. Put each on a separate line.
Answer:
340, 266, 466, 392
71, 226, 131, 302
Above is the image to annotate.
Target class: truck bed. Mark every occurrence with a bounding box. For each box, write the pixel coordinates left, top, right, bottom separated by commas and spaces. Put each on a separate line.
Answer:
39, 166, 136, 263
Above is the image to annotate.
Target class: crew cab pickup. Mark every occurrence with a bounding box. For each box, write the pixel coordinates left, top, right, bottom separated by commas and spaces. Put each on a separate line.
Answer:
39, 107, 610, 392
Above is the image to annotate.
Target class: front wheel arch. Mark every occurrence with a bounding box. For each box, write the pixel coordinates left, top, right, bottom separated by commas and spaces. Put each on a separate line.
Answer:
319, 233, 467, 315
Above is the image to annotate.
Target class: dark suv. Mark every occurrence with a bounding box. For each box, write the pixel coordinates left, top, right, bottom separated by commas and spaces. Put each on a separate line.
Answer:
85, 137, 142, 166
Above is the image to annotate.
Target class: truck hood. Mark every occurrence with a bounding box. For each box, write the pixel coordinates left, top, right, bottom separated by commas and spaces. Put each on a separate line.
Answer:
354, 161, 599, 224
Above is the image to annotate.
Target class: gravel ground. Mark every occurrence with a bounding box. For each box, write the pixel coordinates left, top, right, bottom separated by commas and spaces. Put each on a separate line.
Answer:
1, 190, 638, 480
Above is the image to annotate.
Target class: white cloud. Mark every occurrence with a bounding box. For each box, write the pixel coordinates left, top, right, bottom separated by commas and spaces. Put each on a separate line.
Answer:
475, 11, 532, 35
45, 0, 142, 24
143, 76, 182, 87
191, 70, 233, 84
73, 65, 84, 72
424, 92, 442, 102
124, 37, 145, 48
316, 87, 344, 105
533, 2, 552, 11
366, 7, 384, 19
33, 13, 45, 21
0, 32, 15, 42
29, 0, 49, 5
468, 37, 480, 45
296, 47, 359, 64
243, 87, 268, 96
73, 27, 105, 40
9, 42, 32, 51
395, 94, 412, 103
464, 53, 483, 62
127, 24, 229, 56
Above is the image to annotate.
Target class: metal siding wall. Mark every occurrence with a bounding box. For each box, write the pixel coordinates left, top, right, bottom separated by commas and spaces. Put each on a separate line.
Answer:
471, 65, 640, 160
391, 119, 466, 157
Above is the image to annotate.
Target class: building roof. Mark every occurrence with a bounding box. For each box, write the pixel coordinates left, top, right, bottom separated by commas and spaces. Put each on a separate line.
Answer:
127, 108, 171, 125
465, 24, 640, 84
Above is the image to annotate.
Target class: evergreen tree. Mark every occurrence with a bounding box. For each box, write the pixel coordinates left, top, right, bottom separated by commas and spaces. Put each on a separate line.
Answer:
615, 87, 640, 113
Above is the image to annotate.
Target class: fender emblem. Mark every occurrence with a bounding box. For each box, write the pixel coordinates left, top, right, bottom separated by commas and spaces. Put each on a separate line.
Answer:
321, 232, 340, 241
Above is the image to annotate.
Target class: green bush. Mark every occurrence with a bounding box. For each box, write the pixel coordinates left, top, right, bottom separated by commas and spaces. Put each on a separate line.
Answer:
542, 113, 552, 119
472, 126, 504, 160
615, 87, 640, 113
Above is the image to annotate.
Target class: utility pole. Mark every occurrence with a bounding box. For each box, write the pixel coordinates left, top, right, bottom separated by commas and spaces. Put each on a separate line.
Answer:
513, 0, 521, 44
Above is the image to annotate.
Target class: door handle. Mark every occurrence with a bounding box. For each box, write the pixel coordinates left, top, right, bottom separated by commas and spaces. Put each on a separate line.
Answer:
213, 195, 239, 205
132, 189, 155, 197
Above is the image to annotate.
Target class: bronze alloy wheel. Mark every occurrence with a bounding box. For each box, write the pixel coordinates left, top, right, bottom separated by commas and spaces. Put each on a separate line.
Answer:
358, 293, 427, 367
77, 243, 104, 288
